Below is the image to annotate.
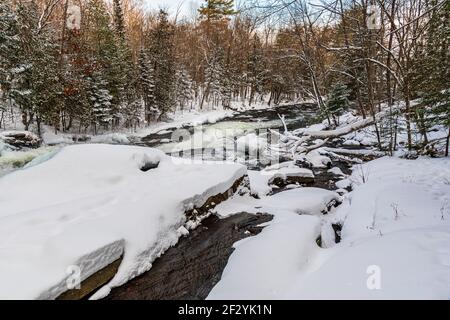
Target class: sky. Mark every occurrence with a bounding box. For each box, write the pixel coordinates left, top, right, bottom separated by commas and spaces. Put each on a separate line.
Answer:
144, 0, 202, 18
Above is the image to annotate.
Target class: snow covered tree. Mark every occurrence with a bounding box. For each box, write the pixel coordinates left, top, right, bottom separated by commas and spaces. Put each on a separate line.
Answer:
149, 10, 176, 119
202, 46, 225, 109
86, 71, 113, 134
113, 0, 126, 41
138, 48, 156, 123
411, 0, 450, 155
327, 83, 350, 127
247, 34, 266, 106
0, 1, 20, 127
175, 67, 193, 111
11, 1, 62, 135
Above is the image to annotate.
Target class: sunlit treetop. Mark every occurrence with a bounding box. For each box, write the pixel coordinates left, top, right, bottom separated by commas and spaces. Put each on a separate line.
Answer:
198, 0, 238, 21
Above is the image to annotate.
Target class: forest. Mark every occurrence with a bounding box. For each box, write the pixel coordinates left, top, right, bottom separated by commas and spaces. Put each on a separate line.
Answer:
0, 0, 448, 155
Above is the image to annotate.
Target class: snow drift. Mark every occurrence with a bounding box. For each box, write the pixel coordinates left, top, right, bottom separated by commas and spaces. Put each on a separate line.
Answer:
0, 144, 246, 299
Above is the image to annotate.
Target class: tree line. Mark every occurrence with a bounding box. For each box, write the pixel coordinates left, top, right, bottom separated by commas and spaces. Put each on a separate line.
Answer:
0, 0, 449, 155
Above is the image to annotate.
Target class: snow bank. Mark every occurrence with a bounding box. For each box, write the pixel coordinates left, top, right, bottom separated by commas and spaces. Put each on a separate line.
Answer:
209, 156, 450, 299
0, 144, 246, 299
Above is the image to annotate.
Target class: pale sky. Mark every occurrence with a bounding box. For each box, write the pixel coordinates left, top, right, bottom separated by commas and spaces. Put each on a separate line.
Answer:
144, 0, 202, 18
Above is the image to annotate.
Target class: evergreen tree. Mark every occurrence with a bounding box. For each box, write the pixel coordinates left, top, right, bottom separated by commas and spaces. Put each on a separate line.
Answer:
113, 0, 126, 41
138, 48, 156, 123
327, 83, 350, 127
0, 1, 21, 124
12, 1, 61, 135
247, 35, 266, 106
150, 10, 176, 119
413, 0, 450, 155
198, 0, 237, 21
175, 67, 193, 111
86, 70, 113, 133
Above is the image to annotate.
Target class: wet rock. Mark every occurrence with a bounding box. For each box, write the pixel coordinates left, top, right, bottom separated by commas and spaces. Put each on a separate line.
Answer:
105, 213, 273, 300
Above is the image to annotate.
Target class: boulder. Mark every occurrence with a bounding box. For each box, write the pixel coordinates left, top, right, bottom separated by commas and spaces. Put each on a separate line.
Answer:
0, 131, 41, 149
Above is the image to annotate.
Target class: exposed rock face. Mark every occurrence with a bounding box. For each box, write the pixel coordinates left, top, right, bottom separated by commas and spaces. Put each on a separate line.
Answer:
56, 175, 261, 300
0, 131, 41, 149
105, 213, 273, 300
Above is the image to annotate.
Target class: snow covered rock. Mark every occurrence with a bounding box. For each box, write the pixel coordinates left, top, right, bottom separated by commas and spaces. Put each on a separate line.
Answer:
0, 144, 246, 299
262, 188, 341, 216
0, 131, 41, 149
266, 167, 315, 187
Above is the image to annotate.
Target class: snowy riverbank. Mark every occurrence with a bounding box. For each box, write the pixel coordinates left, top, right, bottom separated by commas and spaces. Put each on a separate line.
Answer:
0, 144, 246, 299
208, 156, 450, 299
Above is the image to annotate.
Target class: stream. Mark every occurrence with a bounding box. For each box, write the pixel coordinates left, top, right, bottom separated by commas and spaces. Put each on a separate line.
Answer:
103, 104, 356, 300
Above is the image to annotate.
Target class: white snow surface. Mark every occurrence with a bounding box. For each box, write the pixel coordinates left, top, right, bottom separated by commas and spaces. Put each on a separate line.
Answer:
209, 156, 450, 300
0, 144, 246, 299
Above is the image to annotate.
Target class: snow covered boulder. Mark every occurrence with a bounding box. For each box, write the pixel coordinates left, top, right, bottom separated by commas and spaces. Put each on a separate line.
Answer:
267, 167, 315, 187
0, 144, 246, 299
262, 188, 341, 216
0, 131, 41, 149
261, 161, 315, 188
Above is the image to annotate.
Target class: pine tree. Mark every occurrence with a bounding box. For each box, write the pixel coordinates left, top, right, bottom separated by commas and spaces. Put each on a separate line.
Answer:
175, 67, 193, 111
150, 10, 176, 120
138, 48, 156, 123
327, 83, 350, 127
12, 1, 62, 135
113, 0, 126, 41
247, 35, 266, 106
198, 0, 237, 21
0, 1, 21, 125
86, 70, 113, 134
414, 0, 450, 155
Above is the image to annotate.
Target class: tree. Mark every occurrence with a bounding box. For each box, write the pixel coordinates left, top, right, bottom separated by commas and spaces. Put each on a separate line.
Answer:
0, 1, 21, 128
198, 0, 237, 21
175, 67, 193, 111
149, 10, 176, 119
86, 70, 113, 134
12, 1, 62, 136
327, 83, 349, 127
138, 48, 156, 123
413, 0, 450, 155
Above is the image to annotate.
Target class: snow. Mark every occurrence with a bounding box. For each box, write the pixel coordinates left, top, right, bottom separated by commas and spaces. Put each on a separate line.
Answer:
247, 170, 272, 198
328, 166, 345, 176
0, 144, 246, 299
296, 150, 332, 168
90, 133, 130, 145
209, 156, 450, 300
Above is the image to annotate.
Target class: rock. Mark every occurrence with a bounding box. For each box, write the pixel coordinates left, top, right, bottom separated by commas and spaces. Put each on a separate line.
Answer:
104, 213, 273, 300
0, 131, 41, 149
267, 167, 315, 188
56, 175, 252, 300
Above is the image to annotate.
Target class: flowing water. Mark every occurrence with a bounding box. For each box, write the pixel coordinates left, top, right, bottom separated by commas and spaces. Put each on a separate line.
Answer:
138, 103, 320, 169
